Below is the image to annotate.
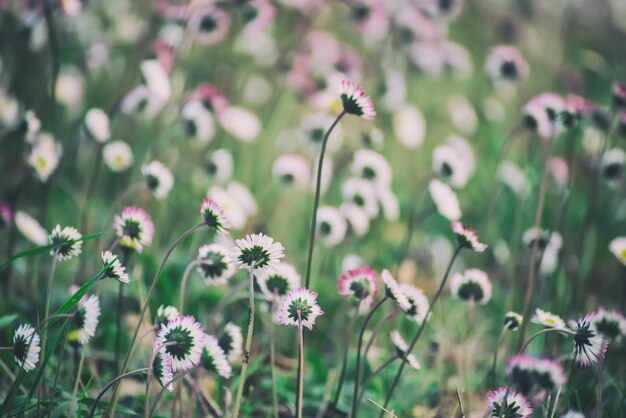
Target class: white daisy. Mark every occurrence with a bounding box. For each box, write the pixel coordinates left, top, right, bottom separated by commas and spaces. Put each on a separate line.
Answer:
393, 105, 426, 148
155, 316, 204, 372
485, 45, 530, 82
498, 161, 530, 196
218, 106, 261, 143
208, 186, 247, 230
398, 283, 430, 325
195, 244, 236, 286
487, 387, 533, 418
609, 236, 626, 266
340, 203, 370, 236
28, 133, 62, 183
316, 206, 347, 247
432, 143, 472, 189
200, 198, 230, 234
84, 108, 110, 143
200, 334, 232, 378
101, 251, 129, 284
113, 207, 154, 253
229, 233, 284, 275
13, 323, 41, 372
337, 266, 379, 314
103, 140, 134, 173
380, 270, 411, 312
451, 221, 487, 252
15, 211, 47, 245
218, 322, 243, 362
256, 262, 301, 300
449, 268, 492, 304
140, 59, 171, 102
272, 154, 310, 190
531, 308, 566, 329
592, 308, 626, 342
155, 305, 180, 328
339, 80, 376, 120
572, 312, 608, 367
74, 294, 100, 345
351, 149, 392, 188
429, 180, 461, 221
205, 149, 233, 182
142, 161, 174, 200
299, 113, 343, 153
277, 288, 324, 330
389, 330, 421, 370
48, 225, 82, 261
342, 177, 380, 219
152, 349, 174, 392
600, 148, 625, 183
504, 311, 523, 331
190, 6, 231, 46
227, 181, 258, 218
181, 100, 215, 144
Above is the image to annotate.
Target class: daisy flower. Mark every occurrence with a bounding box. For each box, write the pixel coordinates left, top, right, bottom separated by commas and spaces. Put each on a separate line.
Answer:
200, 334, 232, 378
591, 308, 626, 342
272, 154, 310, 190
277, 288, 324, 331
84, 108, 110, 143
205, 149, 233, 182
340, 203, 370, 236
156, 316, 204, 372
13, 323, 41, 372
48, 225, 82, 261
28, 133, 62, 183
393, 105, 426, 149
531, 308, 566, 329
432, 144, 472, 189
451, 221, 487, 252
218, 106, 261, 143
196, 244, 236, 286
316, 206, 348, 247
152, 341, 174, 391
154, 305, 180, 329
612, 82, 626, 109
113, 207, 154, 253
485, 45, 529, 82
572, 312, 609, 367
103, 141, 134, 173
218, 323, 243, 362
429, 180, 462, 221
560, 411, 585, 418
142, 161, 174, 200
181, 100, 215, 144
507, 355, 566, 397
504, 311, 523, 331
256, 262, 301, 300
229, 233, 284, 275
351, 149, 392, 188
342, 177, 380, 219
101, 251, 129, 284
15, 211, 47, 245
380, 270, 411, 312
299, 113, 344, 153
389, 331, 421, 370
340, 80, 376, 120
190, 6, 231, 46
450, 268, 492, 304
200, 198, 230, 234
398, 284, 430, 325
140, 59, 171, 102
609, 236, 626, 266
600, 148, 625, 183
337, 266, 379, 314
487, 387, 533, 418
73, 294, 101, 345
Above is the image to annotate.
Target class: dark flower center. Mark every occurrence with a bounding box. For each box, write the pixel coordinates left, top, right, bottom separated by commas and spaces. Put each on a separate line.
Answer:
265, 275, 289, 296
351, 4, 371, 22
602, 162, 622, 180
594, 318, 621, 340
309, 127, 325, 143
362, 166, 376, 180
319, 221, 331, 236
164, 326, 194, 360
440, 162, 453, 177
287, 298, 313, 322
239, 245, 271, 268
51, 233, 74, 256
218, 332, 234, 355
458, 281, 484, 302
145, 174, 160, 190
13, 335, 29, 362
353, 194, 365, 207
349, 279, 370, 300
184, 119, 197, 137
123, 220, 141, 240
341, 94, 365, 116
74, 307, 86, 330
200, 15, 218, 33
199, 251, 228, 279
500, 61, 518, 79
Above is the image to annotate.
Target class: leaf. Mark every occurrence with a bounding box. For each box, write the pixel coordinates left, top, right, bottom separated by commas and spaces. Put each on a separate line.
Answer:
0, 313, 18, 329
0, 232, 103, 270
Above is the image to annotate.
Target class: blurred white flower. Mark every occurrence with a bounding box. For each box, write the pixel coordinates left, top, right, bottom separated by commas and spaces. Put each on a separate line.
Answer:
208, 186, 247, 230
55, 71, 84, 114
342, 177, 380, 219
28, 133, 62, 182
600, 148, 625, 184
219, 107, 261, 143
352, 149, 392, 188
393, 105, 426, 148
432, 142, 472, 189
205, 149, 233, 183
103, 141, 133, 172
272, 154, 310, 190
428, 179, 461, 221
446, 95, 477, 135
227, 181, 258, 218
377, 188, 400, 221
450, 268, 492, 304
140, 59, 171, 102
142, 161, 174, 200
340, 203, 370, 236
15, 211, 47, 245
498, 161, 529, 196
243, 74, 272, 106
181, 100, 215, 144
0, 90, 19, 124
316, 206, 347, 247
379, 69, 406, 112
300, 113, 343, 153
609, 237, 626, 266
531, 308, 565, 329
84, 108, 110, 143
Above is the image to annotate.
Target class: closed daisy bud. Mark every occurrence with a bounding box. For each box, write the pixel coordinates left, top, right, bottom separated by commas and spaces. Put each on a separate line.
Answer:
272, 154, 310, 190
230, 233, 284, 275
487, 387, 533, 418
13, 324, 41, 372
156, 316, 204, 372
15, 211, 47, 245
218, 323, 243, 362
200, 198, 229, 234
338, 266, 379, 314
155, 305, 180, 329
591, 308, 626, 342
103, 140, 134, 173
142, 161, 174, 200
152, 341, 174, 392
73, 294, 100, 345
351, 149, 392, 188
316, 206, 348, 247
612, 82, 626, 109
389, 330, 421, 370
381, 270, 411, 312
200, 334, 232, 378
113, 207, 154, 253
398, 284, 430, 325
340, 80, 376, 120
531, 308, 566, 329
450, 268, 492, 304
429, 180, 462, 221
504, 311, 523, 331
101, 251, 129, 284
84, 108, 110, 143
609, 236, 626, 265
257, 262, 301, 300
48, 225, 82, 261
277, 288, 324, 330
195, 244, 236, 286
28, 133, 62, 183
451, 221, 487, 252
572, 312, 608, 367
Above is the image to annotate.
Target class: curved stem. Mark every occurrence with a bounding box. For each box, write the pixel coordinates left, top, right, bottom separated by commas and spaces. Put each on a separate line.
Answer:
297, 310, 304, 418
489, 327, 506, 387
328, 310, 358, 412
518, 328, 573, 356
356, 356, 398, 412
270, 291, 279, 418
179, 259, 217, 312
232, 265, 256, 418
47, 317, 72, 418
304, 110, 346, 289
209, 281, 248, 331
41, 254, 59, 363
148, 366, 199, 418
115, 251, 130, 375
362, 309, 399, 364
380, 245, 462, 417
87, 368, 148, 418
351, 296, 388, 418
145, 341, 177, 418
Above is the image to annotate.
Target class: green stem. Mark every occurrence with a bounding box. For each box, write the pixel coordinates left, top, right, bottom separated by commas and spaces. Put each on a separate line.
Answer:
145, 341, 178, 418
232, 265, 256, 418
297, 310, 304, 418
270, 292, 279, 418
66, 345, 87, 418
304, 110, 346, 289
356, 355, 398, 411
489, 327, 507, 387
328, 310, 358, 413
87, 369, 148, 418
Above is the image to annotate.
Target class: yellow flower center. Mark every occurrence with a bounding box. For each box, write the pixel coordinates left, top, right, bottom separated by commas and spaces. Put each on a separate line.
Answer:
621, 248, 626, 259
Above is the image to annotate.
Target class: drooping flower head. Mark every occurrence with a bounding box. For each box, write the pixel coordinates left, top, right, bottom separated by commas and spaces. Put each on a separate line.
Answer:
451, 221, 487, 252
507, 355, 566, 399
73, 294, 101, 345
398, 284, 430, 325
591, 308, 626, 342
272, 154, 310, 190
152, 341, 174, 392
13, 323, 41, 372
200, 198, 230, 234
380, 270, 411, 312
572, 312, 608, 367
277, 288, 324, 331
316, 206, 348, 247
142, 161, 174, 200
200, 334, 232, 378
487, 387, 533, 418
351, 149, 392, 188
195, 244, 236, 286
504, 311, 523, 331
485, 45, 529, 82
48, 225, 82, 261
389, 330, 421, 370
449, 268, 492, 304
531, 308, 566, 329
154, 305, 180, 329
257, 262, 301, 300
113, 207, 154, 253
338, 266, 379, 314
218, 322, 243, 362
340, 80, 376, 120
155, 316, 205, 372
230, 233, 284, 275
101, 251, 129, 284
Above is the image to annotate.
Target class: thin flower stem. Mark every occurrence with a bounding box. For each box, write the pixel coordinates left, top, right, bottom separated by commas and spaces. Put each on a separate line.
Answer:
380, 245, 462, 417
518, 328, 573, 356
36, 314, 74, 334
596, 355, 605, 418
270, 291, 280, 418
304, 110, 346, 289
362, 309, 399, 364
517, 135, 556, 351
179, 259, 218, 312
148, 366, 200, 418
232, 265, 256, 418
47, 316, 72, 418
328, 309, 358, 413
108, 222, 205, 417
115, 251, 130, 375
66, 345, 87, 418
297, 310, 305, 418
208, 281, 248, 331
355, 355, 398, 411
41, 253, 59, 363
489, 327, 507, 387
351, 296, 388, 418
87, 368, 148, 418
144, 341, 178, 418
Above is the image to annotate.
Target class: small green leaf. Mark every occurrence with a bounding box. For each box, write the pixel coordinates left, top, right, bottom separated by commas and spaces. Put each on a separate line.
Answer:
0, 313, 18, 329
